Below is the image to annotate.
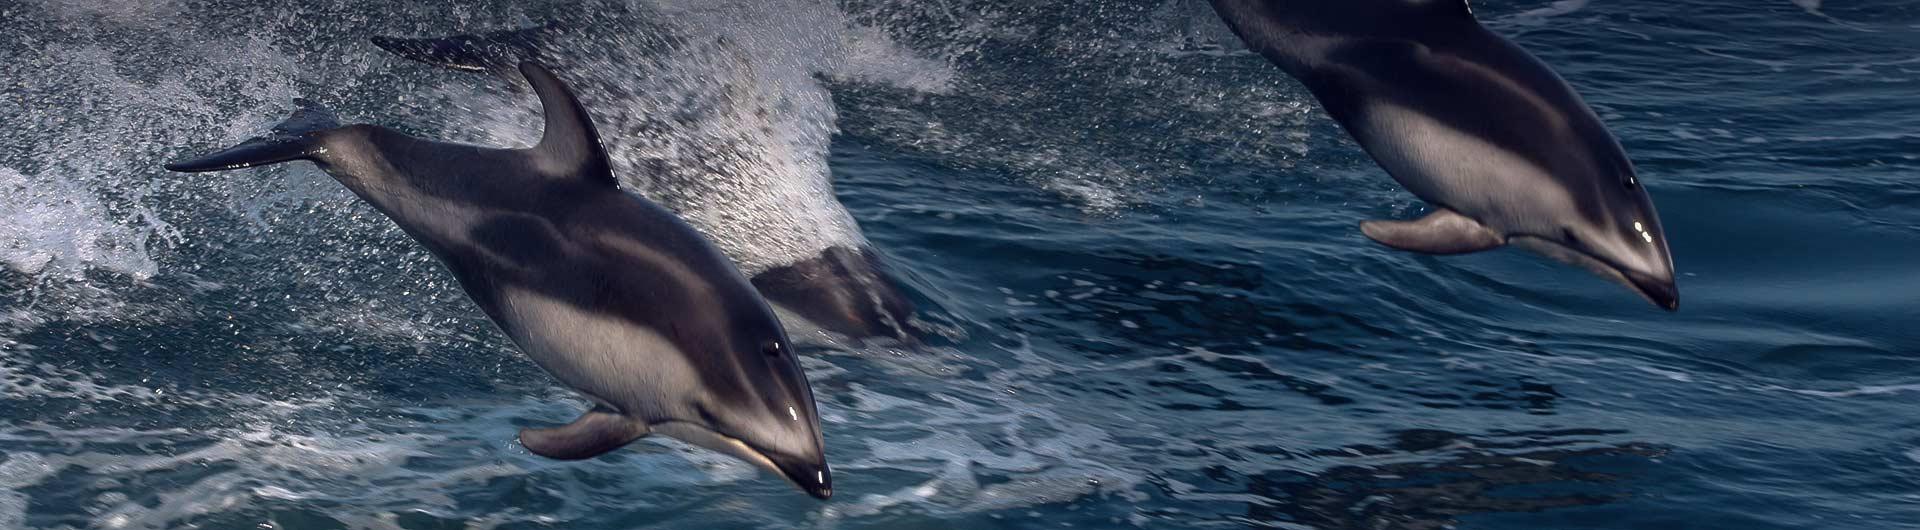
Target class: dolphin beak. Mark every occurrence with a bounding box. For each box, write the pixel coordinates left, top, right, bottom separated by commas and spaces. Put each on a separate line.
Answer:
1623, 269, 1679, 311
1509, 236, 1681, 312
650, 422, 833, 500
768, 451, 833, 500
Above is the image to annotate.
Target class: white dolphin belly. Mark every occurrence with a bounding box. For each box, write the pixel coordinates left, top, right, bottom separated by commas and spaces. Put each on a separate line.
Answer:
496, 285, 699, 420
1355, 102, 1578, 235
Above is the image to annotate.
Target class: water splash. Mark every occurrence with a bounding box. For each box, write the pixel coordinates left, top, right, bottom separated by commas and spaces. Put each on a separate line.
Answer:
398, 0, 957, 274
0, 167, 159, 280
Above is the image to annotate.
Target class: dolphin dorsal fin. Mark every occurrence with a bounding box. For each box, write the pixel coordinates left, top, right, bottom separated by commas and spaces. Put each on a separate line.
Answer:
518, 62, 616, 187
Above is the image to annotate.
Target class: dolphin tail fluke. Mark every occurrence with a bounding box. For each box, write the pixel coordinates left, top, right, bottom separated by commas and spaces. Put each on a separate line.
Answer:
164, 99, 341, 173
1360, 208, 1505, 255
371, 25, 554, 85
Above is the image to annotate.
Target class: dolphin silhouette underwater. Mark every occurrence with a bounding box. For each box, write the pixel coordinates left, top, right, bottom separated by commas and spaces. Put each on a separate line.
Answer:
1209, 0, 1679, 310
166, 62, 833, 499
370, 23, 924, 341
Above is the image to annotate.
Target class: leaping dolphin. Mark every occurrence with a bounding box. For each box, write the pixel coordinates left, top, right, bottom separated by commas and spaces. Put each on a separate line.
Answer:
165, 62, 833, 499
371, 24, 924, 341
1209, 0, 1679, 310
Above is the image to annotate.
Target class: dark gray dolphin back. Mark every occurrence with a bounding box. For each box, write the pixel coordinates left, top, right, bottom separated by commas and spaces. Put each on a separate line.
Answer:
1210, 0, 1473, 57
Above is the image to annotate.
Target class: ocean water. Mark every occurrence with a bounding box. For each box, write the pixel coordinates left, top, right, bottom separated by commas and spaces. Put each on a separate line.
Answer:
1, 0, 1917, 528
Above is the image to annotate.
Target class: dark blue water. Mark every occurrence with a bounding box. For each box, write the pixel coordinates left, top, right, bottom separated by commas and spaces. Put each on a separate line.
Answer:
2, 0, 1918, 528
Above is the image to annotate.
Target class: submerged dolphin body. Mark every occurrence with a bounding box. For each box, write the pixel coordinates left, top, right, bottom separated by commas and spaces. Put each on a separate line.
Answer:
166, 63, 832, 498
1209, 0, 1679, 310
371, 25, 922, 342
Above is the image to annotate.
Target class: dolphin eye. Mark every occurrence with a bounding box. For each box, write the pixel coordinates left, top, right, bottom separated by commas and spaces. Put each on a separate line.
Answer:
762, 341, 785, 358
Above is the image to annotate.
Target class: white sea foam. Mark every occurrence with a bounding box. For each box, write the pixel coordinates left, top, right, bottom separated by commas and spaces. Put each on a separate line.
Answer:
813, 338, 1160, 522
0, 354, 493, 529
0, 453, 60, 529
1764, 383, 1920, 398
0, 20, 307, 338
34, 0, 184, 25
0, 167, 160, 280
834, 24, 959, 94
0, 426, 454, 529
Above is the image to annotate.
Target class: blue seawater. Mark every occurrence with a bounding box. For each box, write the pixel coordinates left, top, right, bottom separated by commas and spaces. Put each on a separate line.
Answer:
1, 0, 1916, 528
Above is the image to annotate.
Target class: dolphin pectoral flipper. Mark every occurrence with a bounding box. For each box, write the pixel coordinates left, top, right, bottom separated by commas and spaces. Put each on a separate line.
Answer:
519, 406, 650, 460
1360, 208, 1504, 255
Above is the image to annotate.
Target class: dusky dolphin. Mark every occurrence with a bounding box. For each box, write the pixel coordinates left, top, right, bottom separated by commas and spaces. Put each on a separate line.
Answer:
370, 23, 923, 342
165, 62, 833, 498
1208, 0, 1679, 310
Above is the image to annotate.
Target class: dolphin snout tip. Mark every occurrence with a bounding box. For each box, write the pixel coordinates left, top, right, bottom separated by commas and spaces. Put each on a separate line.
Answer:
1626, 270, 1679, 312
771, 452, 833, 500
